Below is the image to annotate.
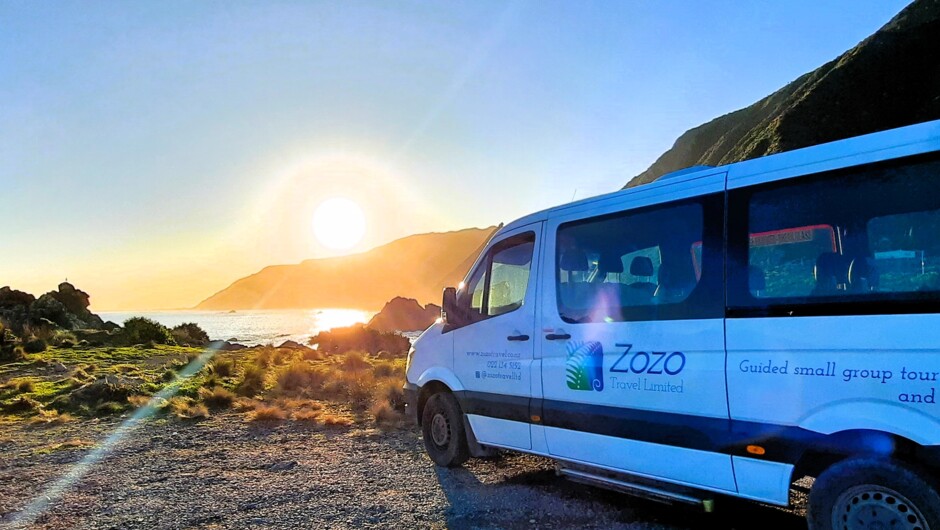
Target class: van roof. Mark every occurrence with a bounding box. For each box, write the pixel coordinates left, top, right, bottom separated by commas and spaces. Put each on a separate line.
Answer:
499, 119, 940, 235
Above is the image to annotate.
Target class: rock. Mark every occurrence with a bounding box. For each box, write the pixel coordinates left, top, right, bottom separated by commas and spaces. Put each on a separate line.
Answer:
367, 297, 440, 333
0, 286, 35, 333
267, 460, 298, 472
70, 375, 137, 404
102, 321, 121, 331
207, 340, 248, 351
277, 340, 314, 352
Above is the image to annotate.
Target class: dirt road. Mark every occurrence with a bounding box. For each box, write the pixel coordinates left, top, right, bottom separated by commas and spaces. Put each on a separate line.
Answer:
0, 413, 807, 529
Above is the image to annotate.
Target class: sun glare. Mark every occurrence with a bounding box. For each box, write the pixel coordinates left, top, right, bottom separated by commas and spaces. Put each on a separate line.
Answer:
312, 197, 366, 250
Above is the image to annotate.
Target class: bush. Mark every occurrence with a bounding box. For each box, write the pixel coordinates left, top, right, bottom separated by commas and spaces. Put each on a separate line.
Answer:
24, 338, 47, 354
276, 361, 328, 395
123, 317, 175, 345
51, 330, 78, 348
340, 351, 372, 372
237, 364, 267, 397
171, 322, 209, 346
170, 397, 209, 419
370, 399, 402, 429
210, 358, 234, 377
198, 386, 236, 409
249, 403, 287, 421
308, 324, 409, 355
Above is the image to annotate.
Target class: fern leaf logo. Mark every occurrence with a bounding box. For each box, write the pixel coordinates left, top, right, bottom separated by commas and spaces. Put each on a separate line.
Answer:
565, 341, 604, 391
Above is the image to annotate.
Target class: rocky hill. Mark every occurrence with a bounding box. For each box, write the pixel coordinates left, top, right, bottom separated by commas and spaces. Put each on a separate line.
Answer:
626, 0, 940, 188
367, 297, 441, 333
196, 227, 497, 310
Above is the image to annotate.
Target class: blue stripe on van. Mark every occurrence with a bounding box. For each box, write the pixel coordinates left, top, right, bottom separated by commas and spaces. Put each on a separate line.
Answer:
453, 390, 890, 466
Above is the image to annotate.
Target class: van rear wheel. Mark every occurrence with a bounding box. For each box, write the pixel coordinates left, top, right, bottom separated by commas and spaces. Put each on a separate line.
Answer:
421, 392, 470, 467
808, 458, 940, 530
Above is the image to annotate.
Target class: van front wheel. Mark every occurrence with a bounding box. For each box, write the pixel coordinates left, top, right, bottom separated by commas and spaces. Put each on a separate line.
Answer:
808, 458, 940, 530
421, 392, 470, 467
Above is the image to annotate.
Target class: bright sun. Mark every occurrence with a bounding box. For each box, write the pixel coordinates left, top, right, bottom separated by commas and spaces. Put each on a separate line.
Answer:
312, 197, 366, 250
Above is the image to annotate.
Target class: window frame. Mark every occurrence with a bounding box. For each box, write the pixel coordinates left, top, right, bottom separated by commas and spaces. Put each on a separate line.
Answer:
445, 231, 536, 332
727, 152, 940, 318
553, 193, 724, 324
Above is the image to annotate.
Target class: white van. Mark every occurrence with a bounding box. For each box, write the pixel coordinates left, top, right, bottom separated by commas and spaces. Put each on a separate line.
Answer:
404, 119, 940, 530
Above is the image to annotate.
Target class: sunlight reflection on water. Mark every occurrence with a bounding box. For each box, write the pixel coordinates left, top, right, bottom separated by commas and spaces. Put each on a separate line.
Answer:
97, 308, 376, 346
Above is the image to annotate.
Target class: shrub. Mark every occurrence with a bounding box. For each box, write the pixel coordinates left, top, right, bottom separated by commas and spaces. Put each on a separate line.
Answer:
51, 330, 78, 348
320, 413, 353, 427
123, 317, 175, 345
370, 399, 402, 429
24, 338, 47, 354
253, 347, 275, 368
341, 351, 372, 372
376, 378, 405, 411
95, 401, 126, 416
308, 324, 410, 355
237, 365, 267, 397
210, 358, 234, 377
29, 409, 74, 425
276, 361, 328, 395
249, 403, 287, 421
198, 386, 236, 409
170, 322, 209, 346
170, 397, 209, 419
343, 371, 375, 411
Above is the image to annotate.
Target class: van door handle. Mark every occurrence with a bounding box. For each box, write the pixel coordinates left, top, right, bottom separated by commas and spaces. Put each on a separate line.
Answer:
507, 334, 529, 342
545, 333, 571, 340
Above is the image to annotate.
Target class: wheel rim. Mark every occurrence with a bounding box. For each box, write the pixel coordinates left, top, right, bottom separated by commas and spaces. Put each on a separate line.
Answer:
833, 484, 930, 530
430, 412, 450, 447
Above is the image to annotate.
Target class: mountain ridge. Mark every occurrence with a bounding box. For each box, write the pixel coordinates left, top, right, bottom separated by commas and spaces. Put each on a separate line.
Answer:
626, 0, 940, 188
196, 226, 497, 310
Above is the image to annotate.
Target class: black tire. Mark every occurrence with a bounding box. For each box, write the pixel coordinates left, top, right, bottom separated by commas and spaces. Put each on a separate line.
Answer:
808, 458, 940, 530
421, 392, 470, 467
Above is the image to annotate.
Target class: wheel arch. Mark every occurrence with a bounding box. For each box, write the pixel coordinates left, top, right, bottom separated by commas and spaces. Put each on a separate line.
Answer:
792, 429, 938, 481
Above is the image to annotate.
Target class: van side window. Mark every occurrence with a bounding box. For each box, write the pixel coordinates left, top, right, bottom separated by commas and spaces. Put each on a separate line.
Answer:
455, 232, 536, 327
488, 240, 534, 316
556, 197, 722, 323
730, 156, 940, 314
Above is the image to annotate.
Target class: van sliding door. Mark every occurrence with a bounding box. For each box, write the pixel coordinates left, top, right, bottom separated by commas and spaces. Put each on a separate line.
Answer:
538, 178, 736, 492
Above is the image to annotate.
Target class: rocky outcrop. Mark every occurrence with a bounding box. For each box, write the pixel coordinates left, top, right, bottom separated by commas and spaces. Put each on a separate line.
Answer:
0, 283, 106, 332
367, 297, 440, 333
626, 0, 940, 188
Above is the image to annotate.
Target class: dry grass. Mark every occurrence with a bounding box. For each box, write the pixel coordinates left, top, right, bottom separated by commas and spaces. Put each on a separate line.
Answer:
170, 397, 210, 419
248, 403, 288, 421
127, 394, 153, 408
28, 409, 75, 425
276, 361, 328, 395
370, 399, 402, 430
16, 379, 34, 393
198, 386, 236, 409
210, 358, 235, 377
340, 351, 372, 372
319, 413, 353, 427
237, 364, 267, 397
292, 409, 322, 422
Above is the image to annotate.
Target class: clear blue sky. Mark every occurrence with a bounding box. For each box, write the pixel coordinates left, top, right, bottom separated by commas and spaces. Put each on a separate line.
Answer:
0, 0, 912, 309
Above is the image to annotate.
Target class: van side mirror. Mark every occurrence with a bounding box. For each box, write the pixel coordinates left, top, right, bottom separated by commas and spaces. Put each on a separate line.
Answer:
442, 287, 462, 327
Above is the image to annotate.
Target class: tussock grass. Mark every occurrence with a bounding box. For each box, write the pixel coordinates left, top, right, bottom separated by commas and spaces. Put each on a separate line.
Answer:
170, 397, 209, 419
248, 403, 287, 421
198, 386, 236, 409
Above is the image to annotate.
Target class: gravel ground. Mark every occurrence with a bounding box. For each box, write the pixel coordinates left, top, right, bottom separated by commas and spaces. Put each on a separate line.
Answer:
0, 413, 808, 529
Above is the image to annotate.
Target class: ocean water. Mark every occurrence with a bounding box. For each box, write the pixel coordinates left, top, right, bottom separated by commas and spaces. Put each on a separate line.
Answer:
97, 309, 379, 347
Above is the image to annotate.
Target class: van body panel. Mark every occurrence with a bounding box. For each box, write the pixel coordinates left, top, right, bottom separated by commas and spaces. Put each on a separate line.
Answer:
537, 172, 731, 486
543, 426, 737, 491
466, 414, 532, 450
731, 457, 793, 505
727, 314, 940, 445
726, 120, 940, 190
452, 222, 542, 449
